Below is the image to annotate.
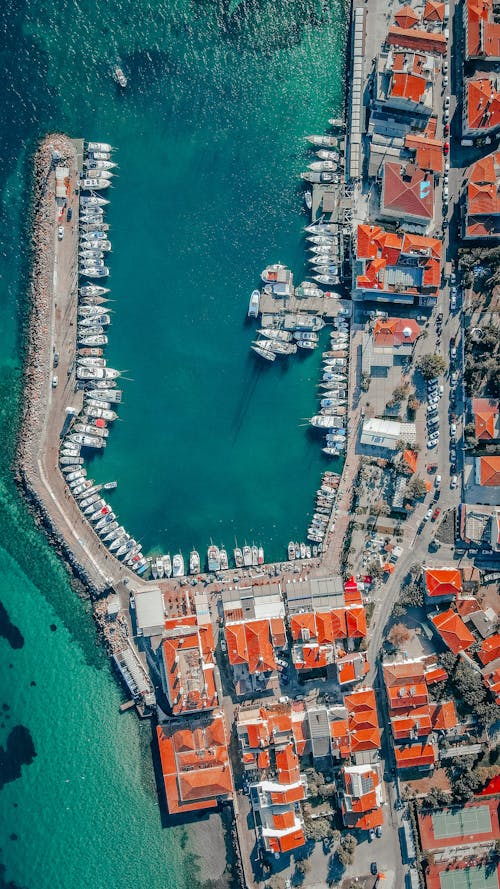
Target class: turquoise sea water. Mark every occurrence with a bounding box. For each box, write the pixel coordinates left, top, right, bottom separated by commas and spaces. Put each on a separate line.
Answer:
0, 1, 347, 886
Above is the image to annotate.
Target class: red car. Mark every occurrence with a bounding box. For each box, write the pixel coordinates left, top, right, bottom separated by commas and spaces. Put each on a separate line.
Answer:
431, 508, 441, 522
443, 123, 450, 136
443, 142, 450, 155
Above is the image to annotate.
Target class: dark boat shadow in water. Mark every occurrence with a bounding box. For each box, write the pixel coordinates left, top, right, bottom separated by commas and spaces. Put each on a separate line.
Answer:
231, 351, 291, 443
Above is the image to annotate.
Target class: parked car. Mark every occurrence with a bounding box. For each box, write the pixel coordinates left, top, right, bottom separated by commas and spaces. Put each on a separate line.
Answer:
443, 141, 449, 155
450, 422, 457, 435
424, 508, 433, 522
375, 826, 383, 839
443, 185, 449, 200
444, 95, 450, 108
57, 225, 64, 241
444, 159, 449, 173
451, 346, 457, 360
371, 862, 378, 875
451, 475, 458, 488
451, 371, 458, 385
53, 351, 59, 368
435, 475, 442, 487
442, 61, 448, 74
52, 374, 58, 388
432, 508, 441, 522
369, 829, 375, 842
450, 447, 457, 461
436, 312, 443, 322
67, 207, 72, 222
451, 294, 457, 310
439, 385, 444, 396
443, 122, 450, 135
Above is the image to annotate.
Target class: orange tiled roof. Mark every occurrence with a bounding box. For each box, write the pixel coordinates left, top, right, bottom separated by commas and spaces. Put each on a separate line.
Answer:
395, 5, 420, 27
429, 700, 457, 731
383, 660, 426, 687
391, 705, 432, 739
345, 688, 381, 752
156, 714, 233, 814
394, 742, 435, 769
473, 399, 499, 440
355, 809, 385, 830
424, 666, 448, 685
479, 455, 500, 486
373, 317, 421, 347
162, 617, 217, 715
390, 72, 428, 104
424, 567, 462, 598
382, 162, 434, 221
268, 827, 306, 854
478, 633, 500, 665
405, 134, 444, 174
226, 618, 284, 672
466, 0, 500, 58
275, 742, 300, 785
431, 609, 476, 655
345, 605, 367, 638
337, 652, 370, 685
423, 0, 445, 21
387, 25, 447, 54
467, 78, 500, 131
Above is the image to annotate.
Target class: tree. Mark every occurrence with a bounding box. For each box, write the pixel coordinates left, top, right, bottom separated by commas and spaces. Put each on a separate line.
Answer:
389, 623, 411, 648
406, 475, 428, 499
392, 382, 410, 403
371, 499, 390, 517
265, 876, 286, 889
303, 817, 334, 843
399, 581, 424, 608
337, 834, 357, 867
416, 354, 447, 379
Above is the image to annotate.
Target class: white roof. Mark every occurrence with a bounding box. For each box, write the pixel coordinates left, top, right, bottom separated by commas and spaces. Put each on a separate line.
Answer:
135, 587, 164, 633
363, 417, 402, 437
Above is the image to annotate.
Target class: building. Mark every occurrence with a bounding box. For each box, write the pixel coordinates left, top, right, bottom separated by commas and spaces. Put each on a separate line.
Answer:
386, 25, 447, 55
156, 711, 234, 814
289, 605, 367, 672
463, 151, 500, 240
380, 162, 435, 230
461, 504, 500, 552
225, 616, 286, 695
465, 0, 500, 61
339, 763, 384, 830
362, 316, 421, 373
134, 586, 165, 637
344, 687, 381, 755
361, 417, 416, 451
463, 77, 500, 137
159, 615, 218, 715
475, 455, 500, 488
423, 567, 463, 603
430, 609, 476, 655
471, 398, 500, 443
375, 50, 434, 115
404, 134, 444, 175
354, 224, 441, 305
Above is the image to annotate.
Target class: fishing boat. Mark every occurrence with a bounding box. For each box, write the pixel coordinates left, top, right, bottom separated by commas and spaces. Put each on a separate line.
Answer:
79, 267, 110, 278
316, 149, 339, 161
81, 178, 111, 190
172, 553, 184, 576
155, 557, 164, 579
207, 544, 220, 572
304, 191, 312, 210
78, 335, 108, 346
260, 263, 288, 284
113, 66, 127, 87
86, 151, 111, 161
80, 240, 111, 252
68, 433, 105, 448
86, 142, 114, 153
251, 545, 258, 567
306, 134, 338, 147
162, 554, 172, 578
328, 117, 344, 128
74, 423, 109, 438
189, 550, 200, 575
295, 315, 325, 331
87, 389, 122, 402
308, 160, 337, 172
257, 328, 292, 342
251, 344, 276, 362
80, 195, 109, 206
243, 544, 252, 567
79, 284, 109, 297
60, 458, 84, 469
288, 541, 296, 560
323, 447, 340, 456
219, 547, 229, 570
248, 289, 260, 318
234, 546, 243, 568
296, 338, 316, 350
258, 546, 264, 565
79, 348, 104, 358
301, 171, 337, 184
84, 159, 117, 171
86, 405, 117, 421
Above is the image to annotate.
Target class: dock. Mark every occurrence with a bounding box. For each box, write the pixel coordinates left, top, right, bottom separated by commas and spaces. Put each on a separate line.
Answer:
259, 292, 340, 319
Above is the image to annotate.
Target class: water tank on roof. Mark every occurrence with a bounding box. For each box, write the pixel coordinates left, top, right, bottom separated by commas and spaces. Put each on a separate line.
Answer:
403, 327, 412, 338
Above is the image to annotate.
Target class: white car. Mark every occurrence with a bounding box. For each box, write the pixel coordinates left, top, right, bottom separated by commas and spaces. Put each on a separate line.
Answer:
439, 385, 444, 396
444, 96, 450, 109
450, 295, 456, 310
442, 75, 449, 88
443, 185, 449, 200
450, 475, 458, 488
428, 439, 437, 449
444, 159, 450, 173
442, 61, 448, 74
435, 475, 442, 487
430, 431, 440, 440
450, 423, 457, 435
444, 109, 450, 122
58, 225, 64, 241
428, 396, 439, 406
424, 508, 433, 522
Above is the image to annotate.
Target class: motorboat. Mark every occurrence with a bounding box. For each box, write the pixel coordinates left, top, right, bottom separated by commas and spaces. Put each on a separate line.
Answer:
207, 544, 220, 572
234, 546, 243, 568
74, 423, 109, 438
323, 447, 340, 456
310, 415, 337, 429
307, 235, 337, 247
253, 339, 296, 356
162, 554, 172, 577
314, 275, 340, 286
79, 284, 109, 297
296, 338, 316, 350
172, 553, 185, 577
306, 134, 338, 147
80, 240, 111, 251
60, 458, 84, 469
219, 547, 229, 570
113, 67, 127, 87
98, 521, 118, 538
304, 221, 338, 234
304, 191, 312, 210
257, 328, 292, 342
86, 151, 112, 161
86, 405, 117, 421
189, 550, 200, 575
248, 289, 260, 318
316, 149, 339, 161
102, 482, 117, 490
258, 546, 264, 565
78, 306, 108, 318
328, 117, 344, 128
81, 178, 111, 190
243, 544, 252, 566
293, 331, 318, 343
78, 313, 111, 327
294, 315, 324, 331
299, 543, 307, 560
84, 159, 117, 171
251, 545, 258, 567
308, 160, 337, 172
86, 142, 114, 153
252, 344, 276, 362
67, 433, 105, 448
155, 557, 165, 579
288, 541, 296, 560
